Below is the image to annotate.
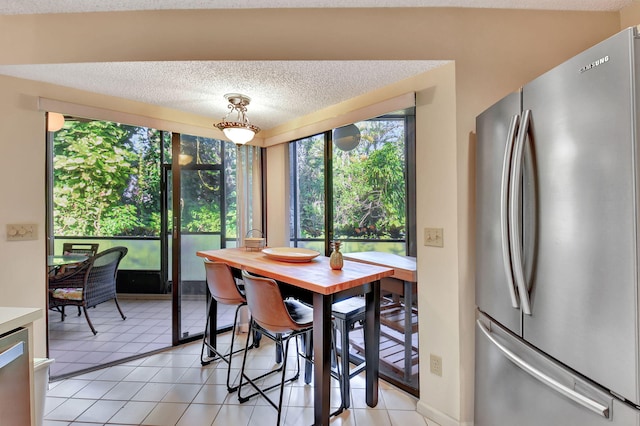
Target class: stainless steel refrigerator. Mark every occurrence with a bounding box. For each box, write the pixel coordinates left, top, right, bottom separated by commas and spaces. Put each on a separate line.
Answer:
475, 27, 640, 425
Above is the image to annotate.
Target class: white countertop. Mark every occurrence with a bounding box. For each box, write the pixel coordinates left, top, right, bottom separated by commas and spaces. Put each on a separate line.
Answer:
0, 307, 42, 335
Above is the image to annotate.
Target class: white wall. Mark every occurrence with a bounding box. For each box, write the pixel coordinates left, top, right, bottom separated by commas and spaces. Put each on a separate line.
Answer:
0, 82, 47, 355
414, 64, 460, 424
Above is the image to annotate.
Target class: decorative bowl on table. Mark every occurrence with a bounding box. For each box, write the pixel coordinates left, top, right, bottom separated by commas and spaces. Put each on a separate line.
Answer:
261, 247, 320, 263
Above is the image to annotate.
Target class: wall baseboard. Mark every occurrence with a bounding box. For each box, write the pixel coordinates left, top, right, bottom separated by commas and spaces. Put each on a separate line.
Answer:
416, 400, 474, 426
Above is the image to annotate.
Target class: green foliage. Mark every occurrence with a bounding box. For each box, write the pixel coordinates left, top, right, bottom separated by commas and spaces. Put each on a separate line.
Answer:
53, 120, 235, 239
100, 205, 143, 235
293, 118, 407, 241
129, 128, 162, 234
179, 169, 223, 234
183, 204, 222, 232
53, 121, 137, 236
295, 135, 326, 238
224, 145, 238, 238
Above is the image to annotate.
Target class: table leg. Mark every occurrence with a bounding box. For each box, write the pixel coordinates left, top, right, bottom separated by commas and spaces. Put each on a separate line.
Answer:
364, 280, 380, 407
313, 293, 332, 426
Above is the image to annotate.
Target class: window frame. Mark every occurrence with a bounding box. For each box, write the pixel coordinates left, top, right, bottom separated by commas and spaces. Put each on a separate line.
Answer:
288, 110, 416, 256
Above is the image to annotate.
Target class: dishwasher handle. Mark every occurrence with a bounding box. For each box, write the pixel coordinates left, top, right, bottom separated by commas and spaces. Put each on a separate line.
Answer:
0, 341, 24, 370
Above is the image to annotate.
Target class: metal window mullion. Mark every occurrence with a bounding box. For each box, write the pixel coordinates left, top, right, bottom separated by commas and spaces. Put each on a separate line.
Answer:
325, 131, 333, 257
220, 143, 226, 249
291, 143, 299, 247
170, 132, 181, 346
405, 113, 417, 257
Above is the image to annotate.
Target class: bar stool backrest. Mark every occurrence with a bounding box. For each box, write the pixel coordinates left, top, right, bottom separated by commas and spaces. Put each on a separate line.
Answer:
241, 270, 307, 334
204, 261, 246, 305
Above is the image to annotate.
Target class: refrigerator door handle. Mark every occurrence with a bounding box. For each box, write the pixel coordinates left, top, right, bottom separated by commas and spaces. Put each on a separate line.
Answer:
477, 319, 610, 419
509, 109, 532, 315
501, 114, 521, 309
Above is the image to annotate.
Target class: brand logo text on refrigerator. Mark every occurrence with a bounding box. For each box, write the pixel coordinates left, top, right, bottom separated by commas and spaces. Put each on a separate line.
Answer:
580, 56, 609, 73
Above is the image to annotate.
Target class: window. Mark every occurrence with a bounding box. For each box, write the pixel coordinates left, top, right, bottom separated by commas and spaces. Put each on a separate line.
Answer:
289, 110, 416, 255
48, 114, 243, 376
288, 110, 419, 395
290, 134, 325, 252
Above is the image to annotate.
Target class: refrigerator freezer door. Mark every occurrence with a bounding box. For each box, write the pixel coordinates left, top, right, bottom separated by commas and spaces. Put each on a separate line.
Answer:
475, 313, 639, 426
476, 91, 522, 335
521, 28, 640, 404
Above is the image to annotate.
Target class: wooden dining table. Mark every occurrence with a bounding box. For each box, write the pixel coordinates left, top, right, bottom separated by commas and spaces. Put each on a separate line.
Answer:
342, 251, 418, 385
196, 247, 394, 425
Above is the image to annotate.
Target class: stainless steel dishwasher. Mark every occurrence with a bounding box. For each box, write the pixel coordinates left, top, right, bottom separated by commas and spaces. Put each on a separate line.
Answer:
0, 327, 31, 425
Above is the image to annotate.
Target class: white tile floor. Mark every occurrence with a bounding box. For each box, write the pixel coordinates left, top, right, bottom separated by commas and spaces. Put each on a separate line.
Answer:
43, 331, 437, 426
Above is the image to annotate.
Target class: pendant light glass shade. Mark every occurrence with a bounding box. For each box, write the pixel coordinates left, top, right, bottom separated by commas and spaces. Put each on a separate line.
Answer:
214, 93, 261, 145
222, 127, 257, 145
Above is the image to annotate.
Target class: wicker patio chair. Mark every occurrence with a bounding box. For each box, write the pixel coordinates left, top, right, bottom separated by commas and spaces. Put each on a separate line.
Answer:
48, 246, 128, 335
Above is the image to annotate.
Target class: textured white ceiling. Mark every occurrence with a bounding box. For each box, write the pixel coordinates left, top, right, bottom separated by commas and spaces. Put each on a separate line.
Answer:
0, 61, 446, 130
0, 0, 632, 131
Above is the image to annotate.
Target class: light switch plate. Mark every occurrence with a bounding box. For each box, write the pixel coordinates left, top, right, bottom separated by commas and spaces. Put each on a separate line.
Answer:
6, 224, 38, 241
424, 227, 443, 247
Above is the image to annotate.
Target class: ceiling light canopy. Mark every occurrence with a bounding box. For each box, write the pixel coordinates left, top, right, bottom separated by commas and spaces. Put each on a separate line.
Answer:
214, 93, 261, 145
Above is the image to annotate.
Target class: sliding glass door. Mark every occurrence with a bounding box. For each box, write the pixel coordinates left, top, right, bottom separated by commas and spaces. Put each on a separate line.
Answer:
47, 115, 239, 378
165, 133, 235, 345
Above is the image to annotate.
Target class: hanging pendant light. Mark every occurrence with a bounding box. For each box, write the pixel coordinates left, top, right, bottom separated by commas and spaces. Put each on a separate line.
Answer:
214, 93, 261, 145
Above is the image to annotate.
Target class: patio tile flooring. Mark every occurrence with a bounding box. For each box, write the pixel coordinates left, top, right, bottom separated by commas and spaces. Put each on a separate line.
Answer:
48, 297, 237, 379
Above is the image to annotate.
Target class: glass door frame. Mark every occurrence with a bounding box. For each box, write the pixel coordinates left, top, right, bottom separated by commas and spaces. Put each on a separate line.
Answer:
164, 132, 227, 346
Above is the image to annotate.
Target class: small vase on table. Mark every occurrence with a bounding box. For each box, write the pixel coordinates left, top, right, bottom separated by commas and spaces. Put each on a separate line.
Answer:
329, 240, 344, 270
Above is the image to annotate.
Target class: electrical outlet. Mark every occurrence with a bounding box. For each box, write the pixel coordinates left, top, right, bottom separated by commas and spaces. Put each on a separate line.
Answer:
430, 354, 443, 377
424, 227, 444, 247
6, 224, 38, 241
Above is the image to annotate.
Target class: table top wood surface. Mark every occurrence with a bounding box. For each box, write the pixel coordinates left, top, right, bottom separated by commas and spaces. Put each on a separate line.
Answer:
342, 251, 417, 282
196, 247, 393, 295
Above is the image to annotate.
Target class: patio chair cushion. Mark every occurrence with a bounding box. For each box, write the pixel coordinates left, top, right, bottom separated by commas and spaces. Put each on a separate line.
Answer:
51, 288, 83, 301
